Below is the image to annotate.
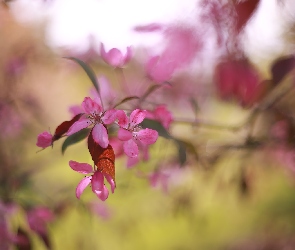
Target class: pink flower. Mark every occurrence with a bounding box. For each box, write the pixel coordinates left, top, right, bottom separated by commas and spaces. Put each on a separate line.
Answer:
67, 97, 117, 148
146, 105, 173, 129
69, 160, 115, 201
117, 109, 158, 159
149, 170, 170, 193
100, 43, 132, 68
36, 132, 53, 148
27, 207, 54, 235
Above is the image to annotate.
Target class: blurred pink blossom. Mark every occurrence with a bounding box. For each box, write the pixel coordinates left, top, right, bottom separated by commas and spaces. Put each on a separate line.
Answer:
146, 105, 173, 129
27, 207, 54, 235
36, 131, 53, 148
100, 43, 132, 68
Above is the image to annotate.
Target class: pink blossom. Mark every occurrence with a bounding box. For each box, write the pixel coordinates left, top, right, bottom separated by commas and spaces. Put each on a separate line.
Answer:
117, 109, 158, 159
149, 170, 170, 193
146, 105, 173, 129
67, 97, 117, 148
36, 131, 53, 148
69, 160, 115, 201
100, 43, 132, 68
88, 201, 111, 220
27, 207, 54, 235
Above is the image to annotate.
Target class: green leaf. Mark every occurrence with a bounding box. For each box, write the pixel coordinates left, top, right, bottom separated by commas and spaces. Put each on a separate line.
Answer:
113, 96, 139, 108
141, 119, 171, 139
64, 57, 100, 93
174, 139, 187, 166
62, 128, 90, 154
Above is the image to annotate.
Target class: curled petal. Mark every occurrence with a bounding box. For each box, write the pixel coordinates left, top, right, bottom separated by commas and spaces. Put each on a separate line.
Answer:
36, 132, 52, 148
76, 177, 91, 199
100, 43, 132, 68
95, 185, 109, 201
129, 109, 146, 127
82, 97, 102, 114
102, 109, 117, 124
137, 128, 158, 145
117, 128, 132, 141
69, 160, 93, 174
91, 171, 104, 193
104, 174, 116, 193
67, 118, 90, 136
116, 110, 129, 128
123, 139, 139, 158
92, 123, 109, 148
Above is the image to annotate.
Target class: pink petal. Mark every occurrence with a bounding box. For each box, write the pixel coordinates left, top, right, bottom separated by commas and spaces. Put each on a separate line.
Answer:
95, 185, 109, 201
66, 118, 90, 136
82, 97, 102, 114
76, 177, 91, 199
104, 174, 116, 193
116, 110, 129, 128
117, 128, 132, 141
136, 128, 158, 145
36, 131, 52, 148
91, 171, 104, 193
123, 139, 139, 158
69, 105, 83, 117
123, 46, 132, 65
106, 48, 124, 67
69, 160, 93, 174
92, 123, 109, 148
127, 156, 139, 168
129, 109, 146, 127
154, 105, 173, 129
102, 109, 117, 124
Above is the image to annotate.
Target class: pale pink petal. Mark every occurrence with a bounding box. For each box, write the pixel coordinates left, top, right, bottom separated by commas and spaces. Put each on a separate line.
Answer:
104, 174, 116, 193
154, 105, 173, 129
69, 105, 83, 117
95, 185, 109, 201
129, 109, 146, 127
117, 128, 132, 141
82, 97, 102, 114
106, 48, 123, 67
127, 156, 139, 168
102, 109, 117, 124
66, 119, 90, 136
116, 110, 129, 128
69, 160, 93, 174
123, 46, 132, 65
92, 123, 109, 148
136, 128, 158, 145
123, 139, 139, 158
36, 132, 52, 148
76, 177, 91, 199
91, 171, 104, 193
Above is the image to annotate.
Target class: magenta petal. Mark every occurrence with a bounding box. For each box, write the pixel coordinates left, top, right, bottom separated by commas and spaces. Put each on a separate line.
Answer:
127, 156, 139, 168
129, 109, 146, 127
102, 109, 117, 124
67, 119, 90, 136
104, 174, 116, 193
82, 97, 102, 114
123, 139, 139, 158
91, 171, 104, 193
76, 177, 91, 199
123, 46, 132, 64
69, 160, 93, 174
96, 185, 109, 201
137, 129, 158, 145
116, 110, 129, 128
106, 48, 123, 67
36, 131, 52, 148
117, 128, 132, 141
92, 123, 109, 148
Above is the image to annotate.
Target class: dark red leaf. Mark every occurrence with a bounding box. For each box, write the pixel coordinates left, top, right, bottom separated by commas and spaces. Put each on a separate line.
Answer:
88, 129, 115, 181
234, 0, 260, 33
52, 113, 83, 142
15, 228, 31, 250
271, 56, 295, 85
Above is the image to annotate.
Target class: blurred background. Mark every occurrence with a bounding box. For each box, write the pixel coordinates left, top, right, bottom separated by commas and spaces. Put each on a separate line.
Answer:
1, 0, 295, 249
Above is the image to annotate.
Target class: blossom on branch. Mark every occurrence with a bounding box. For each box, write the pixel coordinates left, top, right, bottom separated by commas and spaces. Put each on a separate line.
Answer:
100, 43, 132, 68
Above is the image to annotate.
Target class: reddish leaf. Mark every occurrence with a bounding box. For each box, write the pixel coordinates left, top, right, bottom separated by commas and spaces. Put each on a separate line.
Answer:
271, 56, 295, 85
15, 228, 31, 250
88, 129, 115, 181
53, 114, 82, 142
234, 0, 260, 33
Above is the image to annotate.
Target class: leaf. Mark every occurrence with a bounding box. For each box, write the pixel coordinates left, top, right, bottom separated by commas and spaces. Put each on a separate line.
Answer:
174, 139, 187, 166
271, 56, 295, 85
141, 119, 171, 139
113, 96, 139, 108
64, 57, 100, 93
62, 128, 90, 154
88, 129, 115, 181
52, 114, 82, 142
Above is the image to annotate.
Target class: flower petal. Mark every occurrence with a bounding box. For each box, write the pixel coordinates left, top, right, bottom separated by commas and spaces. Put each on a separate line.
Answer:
123, 139, 139, 158
102, 109, 117, 124
66, 118, 90, 136
92, 123, 109, 148
95, 185, 109, 201
91, 171, 104, 193
116, 110, 129, 128
36, 132, 52, 148
69, 160, 93, 174
129, 109, 146, 127
82, 97, 102, 114
76, 177, 91, 199
104, 174, 116, 193
127, 156, 139, 168
137, 128, 158, 145
117, 128, 132, 141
